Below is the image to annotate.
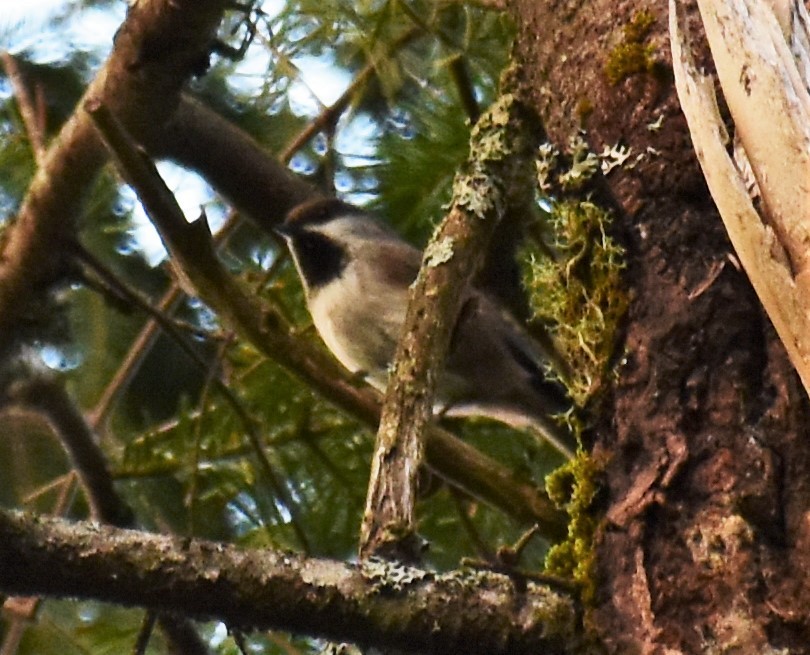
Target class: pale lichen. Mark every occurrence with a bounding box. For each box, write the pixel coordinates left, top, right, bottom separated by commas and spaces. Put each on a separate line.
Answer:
558, 134, 599, 190
536, 142, 559, 192
451, 84, 530, 221
599, 143, 634, 174
453, 169, 503, 219
646, 114, 665, 132
424, 236, 456, 267
361, 556, 432, 593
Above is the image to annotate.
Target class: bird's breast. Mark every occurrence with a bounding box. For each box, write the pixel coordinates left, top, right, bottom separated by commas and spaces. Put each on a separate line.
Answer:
308, 265, 407, 390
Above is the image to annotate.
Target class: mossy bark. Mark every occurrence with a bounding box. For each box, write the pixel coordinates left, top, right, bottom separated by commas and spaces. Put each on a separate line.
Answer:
510, 0, 810, 651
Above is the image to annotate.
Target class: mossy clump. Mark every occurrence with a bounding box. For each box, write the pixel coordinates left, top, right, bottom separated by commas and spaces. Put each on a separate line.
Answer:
522, 199, 627, 406
544, 451, 602, 605
605, 10, 658, 86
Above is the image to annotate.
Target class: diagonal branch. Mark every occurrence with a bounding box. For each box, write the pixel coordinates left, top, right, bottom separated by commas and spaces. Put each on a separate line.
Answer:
278, 27, 423, 163
1, 51, 47, 163
359, 70, 542, 560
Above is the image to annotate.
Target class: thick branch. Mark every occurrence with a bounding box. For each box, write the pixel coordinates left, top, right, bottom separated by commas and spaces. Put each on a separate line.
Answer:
0, 510, 579, 655
152, 94, 315, 231
360, 76, 541, 559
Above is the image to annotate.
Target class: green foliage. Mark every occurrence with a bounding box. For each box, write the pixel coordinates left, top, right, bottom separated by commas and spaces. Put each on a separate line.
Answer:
19, 601, 169, 655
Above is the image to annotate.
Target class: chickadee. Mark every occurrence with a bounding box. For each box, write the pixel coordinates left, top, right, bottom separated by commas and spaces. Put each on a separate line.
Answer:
276, 198, 574, 458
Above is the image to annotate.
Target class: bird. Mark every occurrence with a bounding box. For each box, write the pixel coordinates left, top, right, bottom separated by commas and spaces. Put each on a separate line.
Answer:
276, 197, 575, 458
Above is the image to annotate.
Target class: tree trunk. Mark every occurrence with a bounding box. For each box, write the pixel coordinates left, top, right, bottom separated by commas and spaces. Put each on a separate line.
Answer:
510, 0, 810, 652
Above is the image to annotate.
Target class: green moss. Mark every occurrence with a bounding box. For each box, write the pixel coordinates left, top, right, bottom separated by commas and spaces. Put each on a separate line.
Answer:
544, 451, 602, 605
522, 193, 625, 610
522, 199, 627, 406
605, 10, 657, 86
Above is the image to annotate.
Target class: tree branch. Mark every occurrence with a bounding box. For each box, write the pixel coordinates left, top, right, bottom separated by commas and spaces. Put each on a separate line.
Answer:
8, 378, 133, 527
1, 51, 46, 163
0, 510, 579, 655
1, 0, 563, 538
88, 100, 566, 539
151, 94, 315, 232
278, 27, 423, 163
4, 378, 212, 655
360, 70, 541, 559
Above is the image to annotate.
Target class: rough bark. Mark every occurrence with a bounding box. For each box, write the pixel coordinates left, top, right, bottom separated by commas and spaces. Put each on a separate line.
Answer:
0, 510, 579, 655
510, 0, 810, 652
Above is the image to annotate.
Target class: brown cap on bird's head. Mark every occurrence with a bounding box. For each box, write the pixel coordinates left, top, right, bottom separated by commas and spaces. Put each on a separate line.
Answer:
278, 197, 398, 243
281, 197, 358, 232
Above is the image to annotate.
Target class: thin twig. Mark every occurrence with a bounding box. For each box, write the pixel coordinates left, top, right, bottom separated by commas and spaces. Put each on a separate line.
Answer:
278, 27, 422, 164
73, 242, 218, 382
20, 471, 77, 509
10, 379, 135, 526
77, 246, 312, 550
450, 487, 494, 561
132, 611, 158, 655
398, 2, 481, 122
186, 336, 226, 536
266, 632, 306, 655
87, 212, 242, 431
0, 619, 28, 655
0, 470, 77, 655
88, 282, 182, 431
448, 56, 480, 123
0, 51, 46, 163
